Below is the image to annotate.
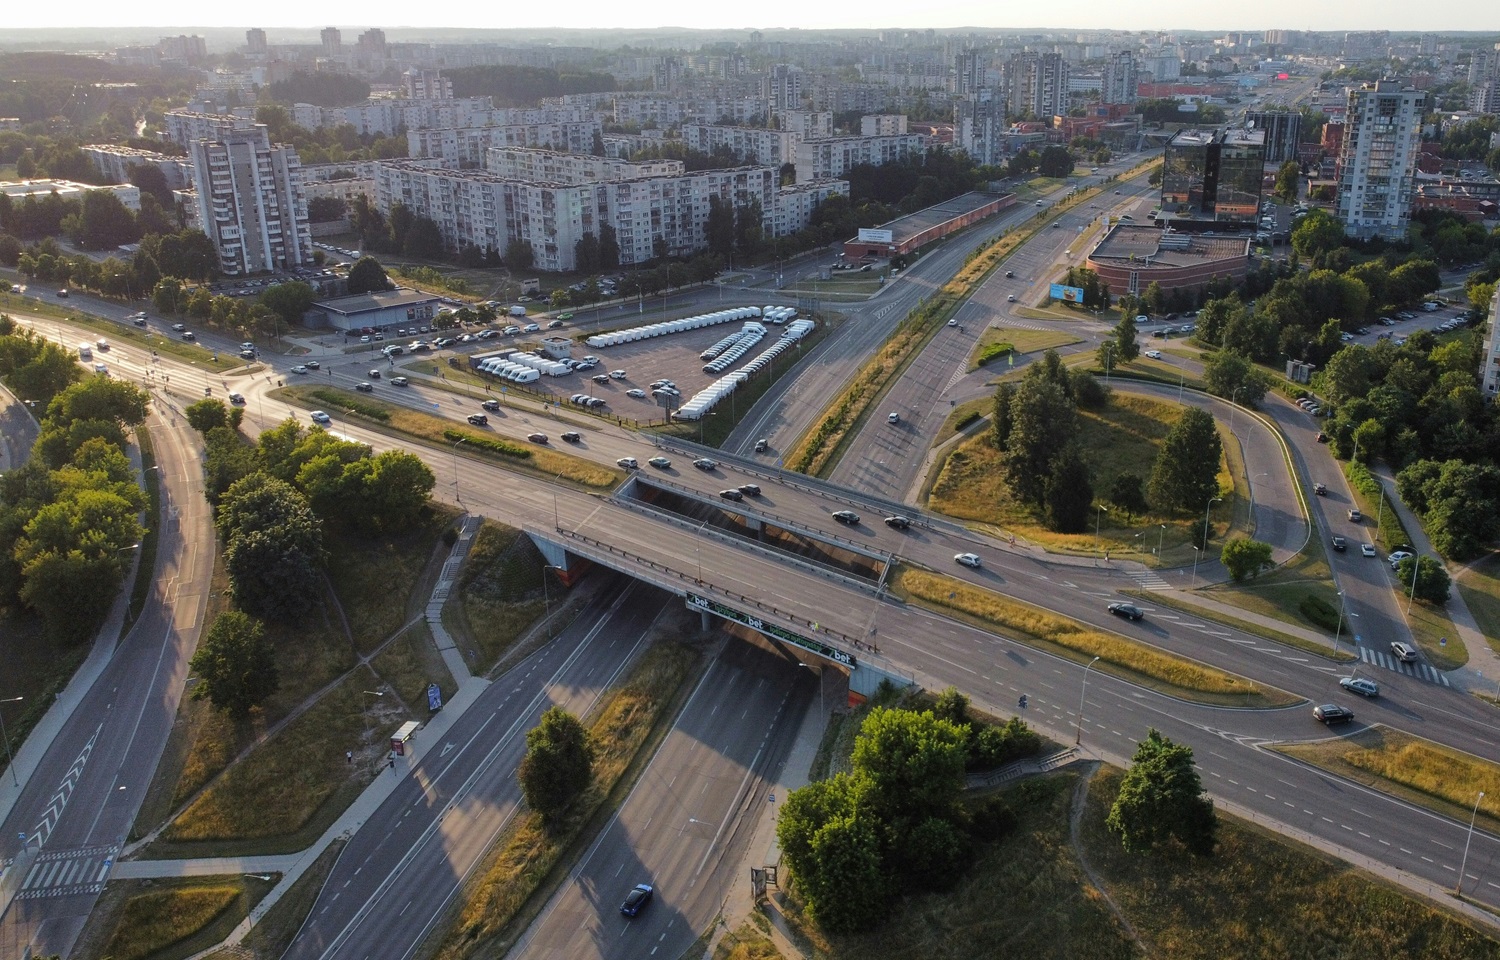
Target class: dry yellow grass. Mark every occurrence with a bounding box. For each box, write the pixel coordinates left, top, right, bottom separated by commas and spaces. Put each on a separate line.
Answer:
896, 568, 1267, 701
369, 621, 456, 708
1343, 730, 1500, 819
98, 883, 243, 960
434, 641, 697, 960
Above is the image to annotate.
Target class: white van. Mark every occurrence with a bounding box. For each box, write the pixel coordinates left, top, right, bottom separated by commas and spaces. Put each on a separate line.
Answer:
509, 305, 527, 317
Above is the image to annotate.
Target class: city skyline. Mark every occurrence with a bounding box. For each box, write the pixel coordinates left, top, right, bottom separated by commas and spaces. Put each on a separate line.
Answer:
3, 2, 1497, 34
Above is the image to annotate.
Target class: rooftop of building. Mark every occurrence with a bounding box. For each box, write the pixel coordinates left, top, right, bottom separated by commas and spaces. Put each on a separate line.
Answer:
314, 286, 441, 316
1089, 225, 1251, 266
80, 143, 185, 158
0, 178, 134, 195
872, 191, 1008, 245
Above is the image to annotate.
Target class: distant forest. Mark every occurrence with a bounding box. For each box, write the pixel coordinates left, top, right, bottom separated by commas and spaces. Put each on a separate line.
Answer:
446, 65, 618, 106
266, 71, 371, 108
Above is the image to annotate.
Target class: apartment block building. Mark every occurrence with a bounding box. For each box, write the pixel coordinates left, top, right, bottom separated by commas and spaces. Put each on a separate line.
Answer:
1481, 285, 1500, 398
408, 121, 603, 167
1101, 51, 1138, 105
772, 179, 850, 237
956, 90, 1005, 166
81, 144, 193, 190
794, 133, 926, 183
779, 110, 834, 141
403, 69, 453, 100
861, 114, 909, 136
163, 110, 258, 150
764, 65, 806, 112
1336, 80, 1426, 241
292, 97, 498, 137
1006, 52, 1071, 119
680, 125, 798, 165
485, 148, 684, 182
188, 125, 313, 276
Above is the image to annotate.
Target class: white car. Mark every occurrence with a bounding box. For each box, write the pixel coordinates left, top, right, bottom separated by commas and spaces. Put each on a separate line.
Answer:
1144, 350, 1162, 359
954, 553, 983, 569
291, 364, 309, 374
1361, 543, 1377, 557
626, 388, 646, 398
616, 457, 639, 470
523, 323, 540, 333
1388, 550, 1414, 568
609, 370, 627, 379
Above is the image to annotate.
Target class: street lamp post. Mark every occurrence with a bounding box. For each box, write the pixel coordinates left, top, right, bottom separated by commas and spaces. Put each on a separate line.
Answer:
1406, 554, 1422, 614
1458, 790, 1486, 897
1095, 504, 1108, 559
1191, 545, 1202, 587
1202, 495, 1223, 551
1157, 522, 1167, 559
451, 437, 467, 507
1076, 656, 1101, 745
1, 695, 21, 787
1333, 591, 1348, 654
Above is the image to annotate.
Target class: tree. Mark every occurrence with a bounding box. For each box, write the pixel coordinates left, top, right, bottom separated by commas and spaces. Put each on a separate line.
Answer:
1291, 210, 1345, 263
1004, 377, 1078, 508
189, 610, 278, 719
258, 281, 316, 328
1108, 472, 1148, 520
991, 382, 1016, 450
185, 398, 240, 434
1114, 312, 1140, 363
345, 256, 392, 295
153, 276, 183, 315
68, 191, 141, 250
1220, 538, 1273, 581
1037, 145, 1075, 178
776, 775, 890, 932
1201, 350, 1270, 406
1044, 449, 1093, 533
1396, 555, 1451, 605
216, 473, 326, 620
1148, 408, 1222, 513
850, 706, 968, 823
518, 706, 594, 822
1106, 728, 1217, 856
504, 239, 534, 270
1273, 160, 1300, 203
598, 223, 620, 270
359, 450, 435, 531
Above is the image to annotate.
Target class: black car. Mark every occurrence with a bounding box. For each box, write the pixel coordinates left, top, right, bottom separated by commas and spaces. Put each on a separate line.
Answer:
738, 484, 761, 497
467, 414, 489, 425
1107, 602, 1144, 621
355, 382, 374, 392
481, 399, 501, 411
621, 883, 654, 917
693, 458, 719, 471
561, 431, 581, 443
884, 516, 911, 530
832, 510, 860, 526
305, 360, 320, 370
1331, 536, 1347, 552
180, 331, 196, 341
1313, 703, 1354, 725
719, 488, 745, 501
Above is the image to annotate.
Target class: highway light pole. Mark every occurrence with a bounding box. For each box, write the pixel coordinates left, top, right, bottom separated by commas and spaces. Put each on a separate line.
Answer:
1458, 790, 1485, 897
1202, 495, 1222, 552
1157, 522, 1167, 559
451, 438, 467, 507
0, 695, 21, 786
1095, 504, 1108, 560
1332, 591, 1351, 655
1076, 656, 1100, 745
1191, 545, 1201, 587
1406, 555, 1422, 614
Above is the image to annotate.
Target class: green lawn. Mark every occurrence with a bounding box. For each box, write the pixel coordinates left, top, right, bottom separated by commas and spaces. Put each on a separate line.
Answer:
968, 326, 1082, 371
1456, 555, 1500, 661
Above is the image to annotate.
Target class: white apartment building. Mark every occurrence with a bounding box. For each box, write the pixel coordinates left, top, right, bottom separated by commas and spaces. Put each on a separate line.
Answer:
860, 114, 909, 136
956, 91, 1005, 166
164, 110, 258, 150
408, 122, 603, 167
402, 69, 453, 100
680, 125, 798, 165
294, 98, 499, 137
1482, 286, 1500, 398
1336, 80, 1426, 241
1101, 51, 1138, 105
81, 145, 193, 190
764, 65, 805, 112
373, 160, 839, 272
188, 125, 313, 276
779, 111, 834, 141
794, 134, 927, 183
0, 179, 141, 212
485, 148, 683, 183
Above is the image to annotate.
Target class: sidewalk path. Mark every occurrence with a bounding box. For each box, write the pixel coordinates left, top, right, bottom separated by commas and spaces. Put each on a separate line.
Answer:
1367, 461, 1500, 690
427, 513, 484, 683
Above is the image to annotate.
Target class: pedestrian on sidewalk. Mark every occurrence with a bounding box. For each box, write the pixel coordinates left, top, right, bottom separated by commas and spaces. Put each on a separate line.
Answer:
346, 750, 353, 764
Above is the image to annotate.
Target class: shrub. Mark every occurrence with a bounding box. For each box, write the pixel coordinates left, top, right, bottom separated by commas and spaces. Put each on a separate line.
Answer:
1298, 593, 1340, 631
441, 428, 532, 460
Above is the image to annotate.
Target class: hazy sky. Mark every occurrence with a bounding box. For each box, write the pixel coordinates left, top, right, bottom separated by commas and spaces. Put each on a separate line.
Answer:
8, 0, 1496, 33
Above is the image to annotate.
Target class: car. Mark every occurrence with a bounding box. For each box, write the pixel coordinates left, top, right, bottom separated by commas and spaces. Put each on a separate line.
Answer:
1006, 294, 1017, 302
391, 376, 409, 386
172, 323, 187, 332
368, 369, 382, 379
227, 392, 245, 405
239, 349, 256, 359
589, 397, 606, 408
694, 458, 719, 470
831, 510, 860, 525
1107, 602, 1145, 621
355, 381, 374, 392
56, 288, 68, 297
576, 362, 598, 372
527, 432, 548, 444
292, 364, 310, 374
954, 552, 983, 569
648, 456, 672, 469
466, 414, 489, 426
884, 515, 911, 530
719, 488, 745, 501
503, 326, 520, 335
619, 388, 643, 399
1144, 350, 1162, 360
1314, 482, 1327, 496
181, 331, 196, 341
1119, 214, 1133, 220
384, 345, 405, 357
754, 438, 769, 452
948, 318, 958, 327
739, 484, 761, 497
1313, 703, 1355, 724
132, 314, 149, 326
617, 457, 639, 470
523, 323, 541, 333
1331, 536, 1347, 552
557, 312, 574, 320
1360, 543, 1377, 557
547, 320, 565, 329
304, 360, 320, 370
309, 410, 331, 424
591, 374, 610, 385
1316, 431, 1328, 443
1005, 270, 1015, 278
887, 412, 900, 424
1348, 509, 1363, 522
621, 883, 654, 918
481, 399, 501, 412
1388, 550, 1414, 568
1391, 641, 1418, 662
560, 431, 581, 443
1339, 677, 1380, 698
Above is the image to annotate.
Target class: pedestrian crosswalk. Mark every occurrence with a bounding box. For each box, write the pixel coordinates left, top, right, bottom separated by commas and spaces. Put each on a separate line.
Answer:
1356, 646, 1451, 686
14, 844, 117, 900
1129, 569, 1172, 592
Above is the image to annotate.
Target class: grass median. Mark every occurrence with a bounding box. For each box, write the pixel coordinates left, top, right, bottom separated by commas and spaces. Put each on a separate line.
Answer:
221, 839, 346, 960
84, 874, 276, 960
430, 640, 699, 960
1126, 588, 1356, 663
893, 567, 1289, 707
1278, 726, 1500, 839
445, 522, 550, 674
273, 384, 620, 488
967, 326, 1081, 372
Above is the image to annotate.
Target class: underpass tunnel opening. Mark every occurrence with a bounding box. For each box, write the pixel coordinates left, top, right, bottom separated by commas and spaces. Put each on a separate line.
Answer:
629, 483, 888, 585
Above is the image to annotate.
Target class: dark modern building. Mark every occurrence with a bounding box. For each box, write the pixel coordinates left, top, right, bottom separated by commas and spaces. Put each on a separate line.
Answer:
1246, 111, 1302, 165
1160, 128, 1266, 225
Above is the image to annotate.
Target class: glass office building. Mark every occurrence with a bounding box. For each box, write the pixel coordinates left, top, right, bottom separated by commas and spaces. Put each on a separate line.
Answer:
1160, 128, 1266, 224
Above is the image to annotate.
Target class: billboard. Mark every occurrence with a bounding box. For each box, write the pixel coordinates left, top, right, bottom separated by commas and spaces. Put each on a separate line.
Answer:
857, 228, 894, 244
1049, 283, 1086, 304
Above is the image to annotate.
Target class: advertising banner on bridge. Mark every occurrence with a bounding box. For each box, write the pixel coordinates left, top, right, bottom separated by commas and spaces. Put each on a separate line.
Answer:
856, 228, 894, 244
1049, 283, 1085, 304
686, 593, 857, 668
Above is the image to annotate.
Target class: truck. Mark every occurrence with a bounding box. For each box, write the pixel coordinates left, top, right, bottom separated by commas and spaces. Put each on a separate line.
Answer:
78, 343, 92, 360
